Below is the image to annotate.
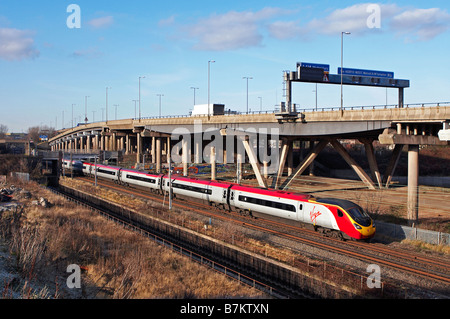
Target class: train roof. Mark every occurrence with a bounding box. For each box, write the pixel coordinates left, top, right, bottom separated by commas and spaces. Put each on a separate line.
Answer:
121, 168, 162, 178
231, 185, 312, 201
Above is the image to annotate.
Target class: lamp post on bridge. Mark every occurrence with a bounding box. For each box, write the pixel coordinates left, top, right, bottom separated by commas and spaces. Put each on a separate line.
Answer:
139, 76, 145, 122
208, 60, 215, 120
85, 96, 90, 124
341, 31, 351, 114
157, 94, 164, 117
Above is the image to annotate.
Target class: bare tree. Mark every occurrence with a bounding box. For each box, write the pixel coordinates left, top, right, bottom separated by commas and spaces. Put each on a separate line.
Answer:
0, 124, 8, 138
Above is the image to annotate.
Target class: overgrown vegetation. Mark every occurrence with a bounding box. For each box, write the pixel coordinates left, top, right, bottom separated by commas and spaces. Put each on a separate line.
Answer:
0, 179, 264, 299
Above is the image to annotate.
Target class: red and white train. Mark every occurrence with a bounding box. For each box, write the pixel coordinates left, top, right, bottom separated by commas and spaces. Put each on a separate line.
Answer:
64, 159, 376, 241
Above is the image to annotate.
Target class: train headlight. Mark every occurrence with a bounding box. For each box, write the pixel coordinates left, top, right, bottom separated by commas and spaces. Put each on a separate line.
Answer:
353, 223, 362, 230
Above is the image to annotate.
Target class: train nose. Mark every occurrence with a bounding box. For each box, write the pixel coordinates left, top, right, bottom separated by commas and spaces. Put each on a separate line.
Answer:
361, 223, 376, 238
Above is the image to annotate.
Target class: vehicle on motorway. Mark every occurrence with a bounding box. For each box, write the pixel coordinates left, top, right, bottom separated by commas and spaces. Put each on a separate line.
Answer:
72, 161, 376, 241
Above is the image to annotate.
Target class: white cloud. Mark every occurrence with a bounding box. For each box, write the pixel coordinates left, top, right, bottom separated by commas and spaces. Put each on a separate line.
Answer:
305, 3, 400, 36
158, 15, 176, 27
71, 47, 104, 59
266, 3, 450, 42
186, 7, 291, 51
0, 28, 39, 61
87, 16, 114, 29
267, 20, 304, 40
390, 8, 450, 41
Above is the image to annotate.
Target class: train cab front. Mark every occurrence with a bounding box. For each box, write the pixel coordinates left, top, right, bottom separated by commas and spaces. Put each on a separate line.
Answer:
343, 203, 376, 240
318, 198, 376, 240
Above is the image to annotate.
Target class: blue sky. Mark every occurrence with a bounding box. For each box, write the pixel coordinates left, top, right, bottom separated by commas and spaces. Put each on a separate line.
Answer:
1, 0, 450, 132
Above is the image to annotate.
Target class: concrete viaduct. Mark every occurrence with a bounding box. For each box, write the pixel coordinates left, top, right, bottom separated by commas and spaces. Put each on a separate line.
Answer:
49, 104, 450, 225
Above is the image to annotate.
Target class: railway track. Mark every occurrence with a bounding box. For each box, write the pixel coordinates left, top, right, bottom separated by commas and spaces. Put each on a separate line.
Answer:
71, 175, 450, 295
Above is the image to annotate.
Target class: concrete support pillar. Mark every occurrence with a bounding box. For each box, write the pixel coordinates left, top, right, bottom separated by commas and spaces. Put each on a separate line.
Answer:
151, 137, 156, 164
100, 135, 105, 151
167, 136, 171, 163
182, 138, 188, 176
156, 137, 161, 173
94, 135, 99, 150
112, 133, 117, 151
287, 140, 294, 176
125, 135, 130, 154
136, 133, 142, 164
211, 146, 216, 180
407, 145, 419, 226
237, 153, 243, 184
194, 137, 201, 163
87, 136, 91, 151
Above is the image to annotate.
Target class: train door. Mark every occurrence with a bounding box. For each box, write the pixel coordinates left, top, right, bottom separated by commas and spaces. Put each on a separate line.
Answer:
297, 202, 304, 222
117, 169, 122, 184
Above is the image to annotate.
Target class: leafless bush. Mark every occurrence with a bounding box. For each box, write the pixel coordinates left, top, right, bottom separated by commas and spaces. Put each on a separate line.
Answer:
10, 225, 46, 279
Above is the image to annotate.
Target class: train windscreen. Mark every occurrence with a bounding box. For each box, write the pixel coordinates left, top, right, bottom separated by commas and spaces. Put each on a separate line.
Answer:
317, 198, 371, 226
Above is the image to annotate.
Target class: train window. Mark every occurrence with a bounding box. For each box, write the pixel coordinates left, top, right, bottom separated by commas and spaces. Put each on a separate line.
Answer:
299, 204, 303, 210
337, 209, 344, 217
126, 174, 156, 184
238, 195, 296, 212
171, 182, 212, 195
97, 168, 116, 176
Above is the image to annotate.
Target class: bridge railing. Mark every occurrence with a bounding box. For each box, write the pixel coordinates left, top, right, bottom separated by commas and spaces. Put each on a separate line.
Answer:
67, 102, 450, 127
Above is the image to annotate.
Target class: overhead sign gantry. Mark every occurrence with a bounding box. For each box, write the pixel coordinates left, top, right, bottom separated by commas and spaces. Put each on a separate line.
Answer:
278, 62, 410, 120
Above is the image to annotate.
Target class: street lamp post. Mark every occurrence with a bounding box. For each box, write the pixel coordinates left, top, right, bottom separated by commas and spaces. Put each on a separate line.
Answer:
85, 96, 90, 124
341, 31, 351, 113
243, 77, 253, 114
71, 104, 75, 128
208, 60, 215, 120
157, 94, 164, 117
106, 87, 111, 123
190, 87, 199, 106
132, 100, 138, 119
139, 76, 145, 122
114, 104, 119, 120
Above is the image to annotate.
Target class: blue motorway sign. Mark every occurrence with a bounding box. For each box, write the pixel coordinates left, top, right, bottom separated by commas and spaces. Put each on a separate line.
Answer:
298, 62, 330, 73
39, 135, 48, 141
338, 67, 394, 79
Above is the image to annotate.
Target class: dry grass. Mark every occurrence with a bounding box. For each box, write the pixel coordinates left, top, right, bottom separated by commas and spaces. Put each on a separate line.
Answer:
60, 177, 304, 268
0, 179, 265, 299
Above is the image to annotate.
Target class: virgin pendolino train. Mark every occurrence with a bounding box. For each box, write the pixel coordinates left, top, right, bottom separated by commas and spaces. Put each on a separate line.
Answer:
63, 159, 376, 241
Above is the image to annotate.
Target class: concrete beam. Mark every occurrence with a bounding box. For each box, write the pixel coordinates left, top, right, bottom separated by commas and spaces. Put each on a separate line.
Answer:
360, 139, 382, 189
280, 139, 328, 190
379, 128, 447, 145
241, 137, 268, 189
382, 144, 404, 188
329, 139, 376, 190
273, 139, 289, 189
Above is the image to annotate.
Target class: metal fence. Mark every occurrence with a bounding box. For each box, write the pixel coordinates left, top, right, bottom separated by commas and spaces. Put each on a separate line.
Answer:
376, 221, 449, 246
